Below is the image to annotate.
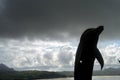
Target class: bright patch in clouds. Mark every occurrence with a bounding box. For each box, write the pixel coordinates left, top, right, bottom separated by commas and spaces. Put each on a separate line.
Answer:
0, 38, 120, 71
100, 42, 120, 65
0, 38, 76, 71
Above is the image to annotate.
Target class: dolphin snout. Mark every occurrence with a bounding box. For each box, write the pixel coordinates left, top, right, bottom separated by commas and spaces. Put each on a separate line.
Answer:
96, 25, 104, 34
97, 25, 104, 31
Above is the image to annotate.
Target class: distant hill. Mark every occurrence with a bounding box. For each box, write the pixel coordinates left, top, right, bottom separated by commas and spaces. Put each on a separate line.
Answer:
0, 66, 120, 79
0, 63, 14, 71
93, 68, 120, 76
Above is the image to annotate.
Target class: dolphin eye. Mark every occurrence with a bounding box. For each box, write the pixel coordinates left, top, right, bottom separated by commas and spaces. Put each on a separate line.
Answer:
80, 60, 83, 63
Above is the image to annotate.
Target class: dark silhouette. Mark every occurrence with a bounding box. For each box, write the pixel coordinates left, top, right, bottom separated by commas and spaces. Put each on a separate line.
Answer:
0, 63, 14, 72
118, 59, 120, 63
74, 26, 104, 80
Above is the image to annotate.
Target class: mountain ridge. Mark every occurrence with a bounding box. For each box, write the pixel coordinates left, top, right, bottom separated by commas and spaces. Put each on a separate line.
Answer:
0, 63, 14, 71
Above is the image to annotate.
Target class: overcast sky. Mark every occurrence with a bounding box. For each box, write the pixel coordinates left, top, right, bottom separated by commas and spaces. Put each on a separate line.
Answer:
0, 0, 120, 71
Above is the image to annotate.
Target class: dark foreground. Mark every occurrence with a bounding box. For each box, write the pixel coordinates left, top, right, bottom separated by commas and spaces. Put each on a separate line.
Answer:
1, 68, 120, 80
0, 71, 73, 80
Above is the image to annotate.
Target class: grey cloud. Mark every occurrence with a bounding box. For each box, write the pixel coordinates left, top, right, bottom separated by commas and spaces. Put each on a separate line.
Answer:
0, 38, 120, 70
0, 38, 76, 70
57, 45, 74, 66
0, 0, 120, 41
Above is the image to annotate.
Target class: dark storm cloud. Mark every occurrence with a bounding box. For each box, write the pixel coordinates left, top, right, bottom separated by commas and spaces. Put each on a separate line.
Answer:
0, 0, 120, 40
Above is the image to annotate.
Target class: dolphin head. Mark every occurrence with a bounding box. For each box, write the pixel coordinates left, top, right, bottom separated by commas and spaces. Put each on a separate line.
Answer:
96, 25, 104, 34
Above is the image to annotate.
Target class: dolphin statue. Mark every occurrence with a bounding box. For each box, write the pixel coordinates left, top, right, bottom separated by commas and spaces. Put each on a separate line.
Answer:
74, 26, 104, 80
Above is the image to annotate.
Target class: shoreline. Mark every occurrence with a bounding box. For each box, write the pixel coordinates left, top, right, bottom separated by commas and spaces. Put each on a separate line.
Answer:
36, 76, 120, 80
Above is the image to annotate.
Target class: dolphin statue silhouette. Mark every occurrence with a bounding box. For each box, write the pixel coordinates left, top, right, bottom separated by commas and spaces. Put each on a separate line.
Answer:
74, 26, 104, 80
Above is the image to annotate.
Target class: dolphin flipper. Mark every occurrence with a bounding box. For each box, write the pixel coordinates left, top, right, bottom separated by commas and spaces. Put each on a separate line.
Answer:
95, 48, 104, 70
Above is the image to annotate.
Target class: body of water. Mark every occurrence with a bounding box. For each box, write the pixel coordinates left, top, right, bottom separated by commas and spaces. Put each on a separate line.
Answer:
36, 76, 120, 80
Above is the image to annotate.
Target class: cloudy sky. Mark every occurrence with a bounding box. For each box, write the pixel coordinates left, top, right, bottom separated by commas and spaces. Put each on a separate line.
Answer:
0, 0, 120, 71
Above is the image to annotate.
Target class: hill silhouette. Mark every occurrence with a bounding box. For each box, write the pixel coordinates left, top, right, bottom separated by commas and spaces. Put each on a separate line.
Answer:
0, 63, 14, 72
0, 64, 120, 80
